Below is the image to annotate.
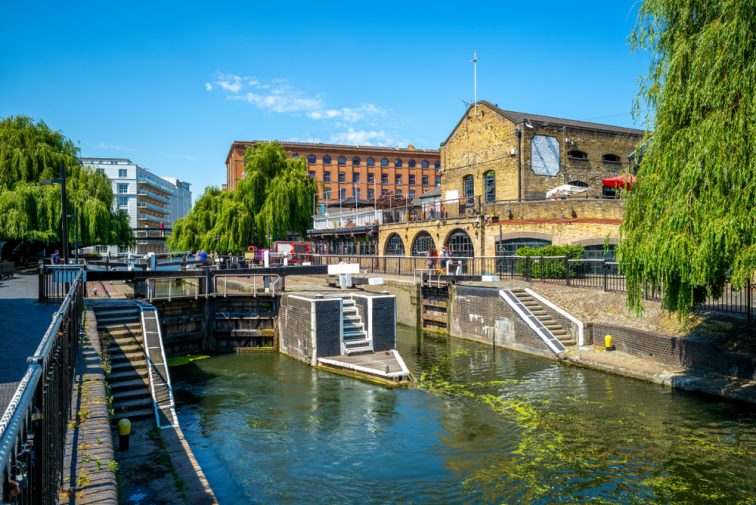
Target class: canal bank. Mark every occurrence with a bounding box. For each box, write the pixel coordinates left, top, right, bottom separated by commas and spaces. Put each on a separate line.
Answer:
287, 274, 756, 404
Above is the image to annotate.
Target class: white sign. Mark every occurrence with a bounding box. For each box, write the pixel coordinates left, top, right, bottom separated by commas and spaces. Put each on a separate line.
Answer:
328, 263, 360, 275
531, 135, 560, 176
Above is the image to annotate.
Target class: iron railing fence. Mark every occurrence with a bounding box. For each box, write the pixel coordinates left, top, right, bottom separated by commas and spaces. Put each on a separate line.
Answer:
38, 265, 83, 304
144, 273, 284, 301
303, 254, 754, 321
0, 268, 84, 504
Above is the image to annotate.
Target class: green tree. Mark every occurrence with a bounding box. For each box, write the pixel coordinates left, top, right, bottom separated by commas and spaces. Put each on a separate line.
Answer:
620, 0, 756, 315
168, 142, 317, 251
0, 116, 133, 247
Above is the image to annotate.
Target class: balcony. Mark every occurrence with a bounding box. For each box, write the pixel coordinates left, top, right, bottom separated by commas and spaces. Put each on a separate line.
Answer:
137, 189, 170, 204
137, 200, 168, 214
312, 208, 383, 230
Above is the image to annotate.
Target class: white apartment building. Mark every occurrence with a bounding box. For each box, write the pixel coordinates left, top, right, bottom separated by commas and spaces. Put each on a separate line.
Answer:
81, 158, 192, 254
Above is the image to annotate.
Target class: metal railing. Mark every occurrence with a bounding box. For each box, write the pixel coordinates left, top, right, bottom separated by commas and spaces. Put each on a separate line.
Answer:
38, 265, 84, 304
305, 254, 754, 320
0, 268, 84, 504
214, 274, 282, 297
145, 276, 205, 301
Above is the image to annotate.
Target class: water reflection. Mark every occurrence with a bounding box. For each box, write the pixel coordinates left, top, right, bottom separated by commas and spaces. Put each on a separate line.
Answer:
172, 326, 756, 504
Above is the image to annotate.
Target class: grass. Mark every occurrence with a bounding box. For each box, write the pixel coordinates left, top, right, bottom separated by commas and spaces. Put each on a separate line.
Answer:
167, 354, 210, 367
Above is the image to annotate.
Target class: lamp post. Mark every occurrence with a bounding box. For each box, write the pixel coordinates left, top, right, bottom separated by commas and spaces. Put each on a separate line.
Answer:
41, 164, 69, 264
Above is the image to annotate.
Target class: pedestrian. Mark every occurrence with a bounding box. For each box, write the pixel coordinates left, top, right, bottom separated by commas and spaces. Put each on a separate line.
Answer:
427, 247, 438, 272
159, 221, 164, 237
440, 247, 449, 271
50, 249, 60, 265
198, 250, 208, 265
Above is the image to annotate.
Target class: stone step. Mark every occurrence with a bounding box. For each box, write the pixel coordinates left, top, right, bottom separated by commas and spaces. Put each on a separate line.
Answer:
343, 330, 367, 339
345, 346, 373, 356
109, 378, 150, 392
110, 359, 147, 371
113, 396, 154, 412
344, 338, 370, 348
109, 350, 145, 362
96, 316, 140, 326
342, 299, 355, 306
343, 321, 364, 331
111, 407, 153, 422
108, 368, 148, 381
112, 388, 151, 401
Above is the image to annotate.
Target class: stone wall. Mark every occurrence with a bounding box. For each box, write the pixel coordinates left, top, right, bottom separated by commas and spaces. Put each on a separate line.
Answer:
370, 295, 397, 352
314, 298, 342, 358
278, 294, 316, 364
589, 323, 756, 379
448, 285, 554, 358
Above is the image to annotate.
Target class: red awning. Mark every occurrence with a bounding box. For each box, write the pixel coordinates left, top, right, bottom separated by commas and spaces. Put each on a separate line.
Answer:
602, 174, 637, 190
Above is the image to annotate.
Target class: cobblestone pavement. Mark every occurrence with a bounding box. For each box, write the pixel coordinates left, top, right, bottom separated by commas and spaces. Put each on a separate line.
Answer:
0, 271, 57, 413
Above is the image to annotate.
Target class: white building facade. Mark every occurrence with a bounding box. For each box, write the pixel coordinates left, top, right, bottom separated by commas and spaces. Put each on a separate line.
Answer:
82, 158, 192, 254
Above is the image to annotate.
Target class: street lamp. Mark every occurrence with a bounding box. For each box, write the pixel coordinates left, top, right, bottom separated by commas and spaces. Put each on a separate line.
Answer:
41, 164, 69, 264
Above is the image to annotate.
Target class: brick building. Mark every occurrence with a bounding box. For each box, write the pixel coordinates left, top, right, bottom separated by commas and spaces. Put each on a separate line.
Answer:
225, 141, 441, 205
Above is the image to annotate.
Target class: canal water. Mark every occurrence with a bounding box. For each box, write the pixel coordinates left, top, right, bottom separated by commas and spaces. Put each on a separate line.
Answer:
172, 326, 756, 504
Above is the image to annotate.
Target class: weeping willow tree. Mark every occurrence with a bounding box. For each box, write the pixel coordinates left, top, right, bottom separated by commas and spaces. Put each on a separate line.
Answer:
620, 0, 756, 315
168, 142, 317, 252
0, 115, 133, 247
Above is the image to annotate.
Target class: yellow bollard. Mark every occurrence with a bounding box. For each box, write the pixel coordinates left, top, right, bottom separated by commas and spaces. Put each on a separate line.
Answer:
117, 418, 131, 451
604, 334, 613, 351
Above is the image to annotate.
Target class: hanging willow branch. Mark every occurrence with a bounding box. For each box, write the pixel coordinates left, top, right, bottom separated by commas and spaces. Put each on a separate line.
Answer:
620, 0, 756, 315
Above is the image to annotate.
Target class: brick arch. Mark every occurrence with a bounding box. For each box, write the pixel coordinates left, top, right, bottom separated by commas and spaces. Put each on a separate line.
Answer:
571, 237, 619, 247
444, 228, 475, 257
383, 233, 407, 256
496, 231, 553, 242
410, 230, 437, 256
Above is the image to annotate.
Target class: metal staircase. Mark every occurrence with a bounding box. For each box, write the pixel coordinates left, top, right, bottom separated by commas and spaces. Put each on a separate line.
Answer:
341, 298, 372, 355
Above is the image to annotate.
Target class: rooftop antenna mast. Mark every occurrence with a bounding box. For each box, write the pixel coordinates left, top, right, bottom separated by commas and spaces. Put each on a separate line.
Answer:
469, 49, 479, 116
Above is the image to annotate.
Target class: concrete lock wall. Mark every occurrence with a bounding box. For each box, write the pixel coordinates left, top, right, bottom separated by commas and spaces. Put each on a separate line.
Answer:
278, 295, 316, 364
369, 296, 397, 352
314, 299, 342, 358
449, 285, 554, 359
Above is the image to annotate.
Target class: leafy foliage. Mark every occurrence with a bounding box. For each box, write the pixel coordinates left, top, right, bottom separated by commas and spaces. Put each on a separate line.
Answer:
0, 116, 133, 246
515, 244, 585, 279
621, 0, 756, 315
169, 142, 317, 251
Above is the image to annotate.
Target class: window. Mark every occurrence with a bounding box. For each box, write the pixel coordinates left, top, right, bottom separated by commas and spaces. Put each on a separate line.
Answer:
495, 238, 551, 256
408, 190, 415, 198
367, 173, 375, 184
352, 157, 361, 166
408, 160, 416, 168
584, 244, 616, 261
567, 180, 589, 187
96, 168, 104, 174
484, 170, 496, 204
435, 176, 441, 186
385, 234, 405, 256
408, 174, 416, 185
396, 189, 403, 196
602, 154, 621, 164
434, 161, 441, 169
411, 231, 435, 256
117, 196, 128, 207
463, 175, 474, 198
381, 173, 389, 185
354, 188, 361, 200
323, 189, 332, 200
338, 156, 347, 165
307, 154, 317, 164
568, 150, 588, 160
367, 158, 375, 167
339, 188, 346, 199
395, 175, 402, 186
323, 171, 331, 183
367, 189, 375, 200
422, 160, 429, 169
381, 158, 389, 167
118, 169, 128, 178
353, 172, 361, 183
338, 172, 346, 183
308, 170, 316, 178
291, 154, 300, 158
422, 175, 429, 186
323, 155, 332, 165
446, 229, 474, 257
394, 159, 403, 168
381, 189, 389, 196
117, 183, 129, 194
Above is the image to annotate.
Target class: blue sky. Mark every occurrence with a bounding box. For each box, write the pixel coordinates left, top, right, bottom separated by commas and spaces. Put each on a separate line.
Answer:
0, 1, 650, 199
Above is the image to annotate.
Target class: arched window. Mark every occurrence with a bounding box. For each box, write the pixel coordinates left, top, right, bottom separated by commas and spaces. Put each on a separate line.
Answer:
567, 180, 589, 187
352, 157, 361, 166
337, 156, 346, 165
445, 229, 474, 257
421, 160, 430, 169
408, 159, 416, 168
307, 154, 317, 164
384, 234, 405, 256
434, 161, 441, 169
411, 231, 435, 256
367, 158, 375, 167
394, 159, 403, 168
495, 238, 551, 256
568, 150, 588, 160
602, 154, 621, 164
381, 158, 389, 167
484, 170, 495, 203
463, 175, 474, 198
323, 155, 332, 165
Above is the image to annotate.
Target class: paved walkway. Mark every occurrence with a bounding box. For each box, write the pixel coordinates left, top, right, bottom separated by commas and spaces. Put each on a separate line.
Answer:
0, 271, 57, 414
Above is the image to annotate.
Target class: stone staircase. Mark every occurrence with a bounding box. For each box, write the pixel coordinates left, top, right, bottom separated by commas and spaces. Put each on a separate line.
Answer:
94, 304, 155, 422
342, 298, 372, 355
510, 289, 576, 347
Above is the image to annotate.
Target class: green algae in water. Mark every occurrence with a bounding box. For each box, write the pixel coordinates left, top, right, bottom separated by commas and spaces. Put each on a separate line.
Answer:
167, 354, 210, 367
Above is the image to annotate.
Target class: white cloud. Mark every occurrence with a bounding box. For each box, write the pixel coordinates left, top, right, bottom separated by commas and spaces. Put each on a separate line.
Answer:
307, 104, 385, 122
329, 128, 403, 146
204, 82, 213, 91
97, 142, 135, 152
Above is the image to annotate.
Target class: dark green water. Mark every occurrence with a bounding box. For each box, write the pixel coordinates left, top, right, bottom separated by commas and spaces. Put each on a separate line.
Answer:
172, 326, 756, 504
